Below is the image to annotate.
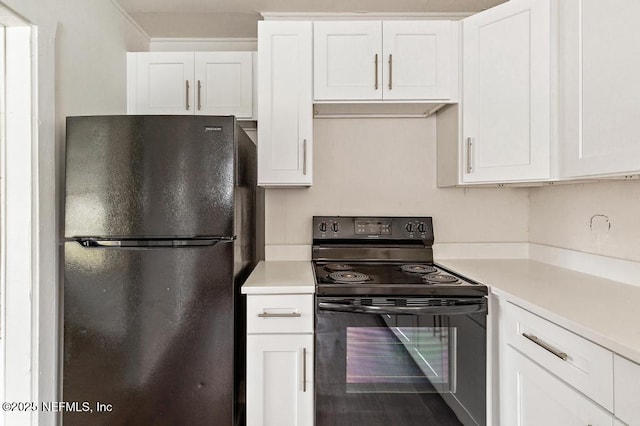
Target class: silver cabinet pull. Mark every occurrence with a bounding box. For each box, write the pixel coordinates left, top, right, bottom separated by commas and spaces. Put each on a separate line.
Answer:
303, 139, 308, 175
466, 137, 473, 173
388, 54, 393, 90
185, 80, 190, 111
522, 333, 568, 361
303, 347, 307, 392
197, 80, 202, 110
257, 312, 301, 318
374, 54, 379, 90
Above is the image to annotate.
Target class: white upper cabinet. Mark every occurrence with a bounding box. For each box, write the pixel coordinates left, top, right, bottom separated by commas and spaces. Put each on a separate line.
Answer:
313, 20, 454, 102
382, 21, 453, 100
127, 51, 254, 119
461, 0, 551, 183
257, 21, 313, 187
314, 21, 381, 101
194, 52, 253, 117
560, 0, 640, 178
129, 52, 195, 115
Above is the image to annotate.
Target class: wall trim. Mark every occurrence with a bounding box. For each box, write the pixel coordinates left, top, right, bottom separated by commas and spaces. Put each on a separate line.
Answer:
3, 23, 38, 426
529, 244, 640, 287
109, 0, 150, 40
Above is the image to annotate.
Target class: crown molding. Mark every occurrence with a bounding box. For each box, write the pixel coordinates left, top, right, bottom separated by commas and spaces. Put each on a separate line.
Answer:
260, 12, 473, 20
110, 0, 150, 40
150, 37, 258, 43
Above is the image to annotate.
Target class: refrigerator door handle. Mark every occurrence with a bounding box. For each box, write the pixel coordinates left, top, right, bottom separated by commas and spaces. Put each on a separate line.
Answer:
75, 238, 233, 248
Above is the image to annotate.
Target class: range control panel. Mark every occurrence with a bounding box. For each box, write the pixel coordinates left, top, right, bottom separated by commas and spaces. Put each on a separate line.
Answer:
313, 216, 434, 244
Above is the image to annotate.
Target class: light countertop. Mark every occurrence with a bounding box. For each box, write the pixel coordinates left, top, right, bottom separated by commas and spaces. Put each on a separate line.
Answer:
241, 261, 315, 294
438, 259, 640, 364
241, 258, 640, 364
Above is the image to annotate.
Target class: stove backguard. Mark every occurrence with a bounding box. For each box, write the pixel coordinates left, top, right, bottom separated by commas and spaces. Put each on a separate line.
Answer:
312, 216, 434, 263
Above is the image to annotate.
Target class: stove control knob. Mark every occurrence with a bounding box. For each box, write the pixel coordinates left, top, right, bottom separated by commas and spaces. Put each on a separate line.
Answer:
417, 222, 426, 233
319, 222, 328, 233
331, 222, 340, 233
405, 223, 414, 233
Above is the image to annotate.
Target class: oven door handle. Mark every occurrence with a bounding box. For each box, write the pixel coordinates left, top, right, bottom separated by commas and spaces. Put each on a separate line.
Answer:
317, 301, 486, 316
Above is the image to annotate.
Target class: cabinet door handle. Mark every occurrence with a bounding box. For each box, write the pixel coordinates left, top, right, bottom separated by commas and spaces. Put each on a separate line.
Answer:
185, 80, 190, 111
466, 137, 473, 173
522, 333, 569, 361
303, 139, 308, 175
257, 312, 301, 318
388, 54, 393, 90
374, 54, 379, 90
197, 80, 202, 110
302, 347, 307, 392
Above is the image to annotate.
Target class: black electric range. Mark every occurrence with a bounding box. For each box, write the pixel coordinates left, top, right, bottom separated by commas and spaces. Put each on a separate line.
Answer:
313, 216, 488, 426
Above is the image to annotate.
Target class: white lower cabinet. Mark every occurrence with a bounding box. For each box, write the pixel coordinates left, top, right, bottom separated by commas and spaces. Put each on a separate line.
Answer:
246, 334, 314, 426
502, 345, 614, 426
246, 294, 314, 426
613, 354, 640, 426
499, 299, 639, 426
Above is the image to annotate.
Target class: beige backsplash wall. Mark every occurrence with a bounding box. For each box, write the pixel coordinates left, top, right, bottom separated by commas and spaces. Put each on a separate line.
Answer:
265, 116, 530, 247
529, 180, 640, 262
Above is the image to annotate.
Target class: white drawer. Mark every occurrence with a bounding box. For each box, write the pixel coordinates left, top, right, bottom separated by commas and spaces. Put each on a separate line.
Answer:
614, 354, 640, 425
247, 294, 313, 334
501, 300, 614, 411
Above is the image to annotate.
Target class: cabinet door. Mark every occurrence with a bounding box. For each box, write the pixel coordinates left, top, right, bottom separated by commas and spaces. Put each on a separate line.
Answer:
314, 21, 382, 101
382, 21, 453, 100
194, 52, 253, 118
502, 346, 614, 426
462, 0, 551, 183
257, 21, 313, 186
560, 0, 640, 177
246, 334, 313, 426
132, 52, 195, 115
614, 354, 640, 426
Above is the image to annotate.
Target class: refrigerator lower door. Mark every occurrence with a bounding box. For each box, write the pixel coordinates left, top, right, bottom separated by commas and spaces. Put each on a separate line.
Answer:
63, 240, 236, 426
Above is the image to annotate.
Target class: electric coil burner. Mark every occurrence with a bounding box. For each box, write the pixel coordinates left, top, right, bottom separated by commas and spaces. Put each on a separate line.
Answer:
324, 263, 354, 272
313, 216, 488, 426
327, 271, 370, 284
400, 264, 438, 274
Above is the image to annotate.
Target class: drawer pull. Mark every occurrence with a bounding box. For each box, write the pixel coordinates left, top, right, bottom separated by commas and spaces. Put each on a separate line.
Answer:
257, 312, 301, 318
522, 333, 568, 361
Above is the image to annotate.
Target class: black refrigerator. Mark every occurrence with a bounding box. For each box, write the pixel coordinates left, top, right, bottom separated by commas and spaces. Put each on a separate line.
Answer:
62, 115, 263, 425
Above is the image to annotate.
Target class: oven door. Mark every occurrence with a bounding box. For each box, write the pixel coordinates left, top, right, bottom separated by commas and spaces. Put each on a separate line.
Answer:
315, 297, 487, 426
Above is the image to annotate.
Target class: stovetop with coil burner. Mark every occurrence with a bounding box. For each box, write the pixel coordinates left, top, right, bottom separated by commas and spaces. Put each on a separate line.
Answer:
312, 216, 488, 297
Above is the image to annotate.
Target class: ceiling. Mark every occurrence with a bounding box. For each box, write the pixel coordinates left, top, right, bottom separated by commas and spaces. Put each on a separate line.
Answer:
115, 0, 507, 38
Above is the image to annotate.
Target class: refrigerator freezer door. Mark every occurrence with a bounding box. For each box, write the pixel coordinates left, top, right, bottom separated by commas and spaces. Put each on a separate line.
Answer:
65, 115, 236, 239
63, 240, 235, 425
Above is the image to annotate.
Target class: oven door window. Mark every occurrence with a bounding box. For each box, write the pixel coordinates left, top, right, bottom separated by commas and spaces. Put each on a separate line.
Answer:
346, 315, 455, 394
